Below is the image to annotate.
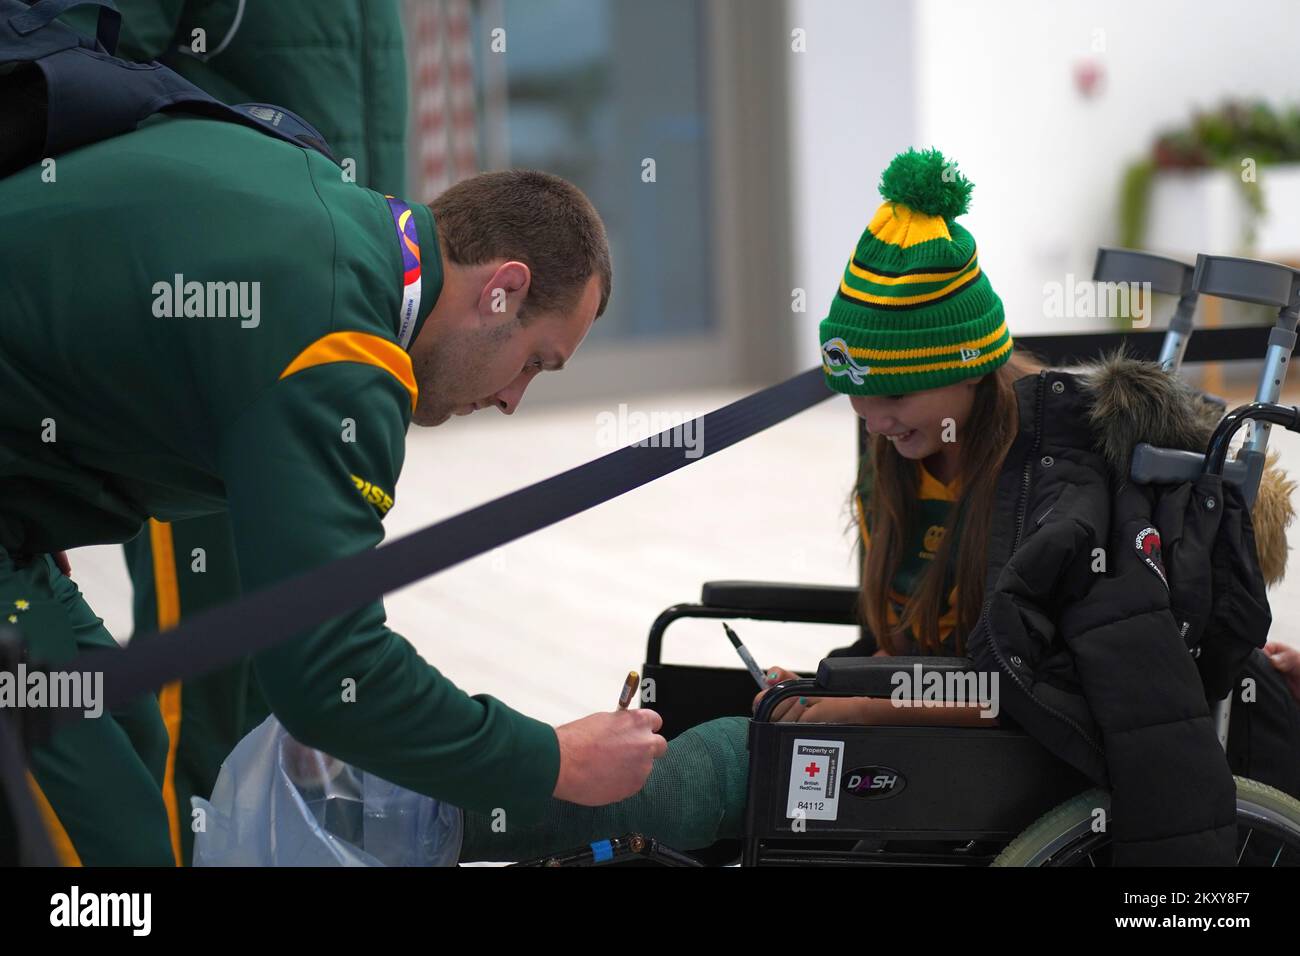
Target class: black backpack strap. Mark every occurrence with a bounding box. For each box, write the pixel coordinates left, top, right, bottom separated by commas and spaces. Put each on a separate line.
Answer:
1, 0, 339, 174
229, 103, 339, 165
8, 0, 120, 54
38, 49, 340, 165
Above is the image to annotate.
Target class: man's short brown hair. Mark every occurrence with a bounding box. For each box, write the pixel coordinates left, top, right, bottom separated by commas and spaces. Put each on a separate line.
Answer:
429, 170, 612, 321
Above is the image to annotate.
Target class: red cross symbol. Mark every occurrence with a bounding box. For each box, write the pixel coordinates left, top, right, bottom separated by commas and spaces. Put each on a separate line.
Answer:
805, 762, 820, 777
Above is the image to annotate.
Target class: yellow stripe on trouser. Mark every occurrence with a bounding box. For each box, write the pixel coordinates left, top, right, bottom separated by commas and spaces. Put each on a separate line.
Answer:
150, 519, 184, 866
26, 772, 82, 866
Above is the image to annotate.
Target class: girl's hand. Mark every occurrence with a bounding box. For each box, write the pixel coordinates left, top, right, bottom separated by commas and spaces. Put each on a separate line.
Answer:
795, 696, 870, 724
753, 666, 805, 721
1264, 642, 1300, 704
752, 668, 875, 723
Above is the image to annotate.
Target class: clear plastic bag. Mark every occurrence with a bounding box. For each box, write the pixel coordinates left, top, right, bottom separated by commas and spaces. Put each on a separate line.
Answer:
192, 715, 463, 866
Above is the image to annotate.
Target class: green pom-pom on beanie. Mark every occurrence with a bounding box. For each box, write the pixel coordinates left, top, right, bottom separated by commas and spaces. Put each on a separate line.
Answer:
878, 147, 973, 221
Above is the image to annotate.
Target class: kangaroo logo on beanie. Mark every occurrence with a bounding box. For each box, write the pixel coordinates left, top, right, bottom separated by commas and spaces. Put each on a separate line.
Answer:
1135, 526, 1168, 591
822, 337, 871, 385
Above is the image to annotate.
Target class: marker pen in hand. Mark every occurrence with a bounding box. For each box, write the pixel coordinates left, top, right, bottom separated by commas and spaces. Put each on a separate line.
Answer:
618, 670, 639, 709
723, 623, 769, 690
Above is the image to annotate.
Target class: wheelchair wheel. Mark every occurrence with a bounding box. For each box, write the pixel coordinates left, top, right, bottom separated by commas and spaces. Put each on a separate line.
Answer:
991, 776, 1300, 867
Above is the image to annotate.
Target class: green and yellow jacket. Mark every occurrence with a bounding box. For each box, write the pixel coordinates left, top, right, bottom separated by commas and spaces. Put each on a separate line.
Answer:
0, 114, 562, 823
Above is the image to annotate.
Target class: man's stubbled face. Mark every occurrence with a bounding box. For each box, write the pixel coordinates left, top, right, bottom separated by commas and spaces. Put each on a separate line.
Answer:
410, 274, 601, 426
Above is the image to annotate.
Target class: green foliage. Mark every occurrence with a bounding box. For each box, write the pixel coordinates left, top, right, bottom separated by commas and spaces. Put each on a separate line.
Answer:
1118, 99, 1300, 251
1118, 159, 1154, 250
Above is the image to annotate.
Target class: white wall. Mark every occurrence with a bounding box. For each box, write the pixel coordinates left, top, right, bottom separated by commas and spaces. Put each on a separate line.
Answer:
786, 0, 917, 370
787, 0, 1300, 364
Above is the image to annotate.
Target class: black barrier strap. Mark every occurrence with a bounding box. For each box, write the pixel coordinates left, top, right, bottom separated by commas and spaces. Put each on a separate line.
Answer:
1018, 326, 1290, 366
48, 324, 1298, 722
63, 366, 833, 719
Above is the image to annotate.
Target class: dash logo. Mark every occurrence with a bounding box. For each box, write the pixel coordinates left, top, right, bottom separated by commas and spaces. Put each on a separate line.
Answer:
844, 766, 906, 799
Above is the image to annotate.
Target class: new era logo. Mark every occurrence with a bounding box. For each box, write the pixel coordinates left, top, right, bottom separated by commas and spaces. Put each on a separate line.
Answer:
959, 347, 981, 363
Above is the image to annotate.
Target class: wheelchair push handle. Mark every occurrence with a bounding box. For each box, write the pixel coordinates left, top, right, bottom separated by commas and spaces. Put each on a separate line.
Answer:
1131, 400, 1300, 510
1203, 401, 1300, 477
1093, 247, 1198, 372
1093, 247, 1194, 298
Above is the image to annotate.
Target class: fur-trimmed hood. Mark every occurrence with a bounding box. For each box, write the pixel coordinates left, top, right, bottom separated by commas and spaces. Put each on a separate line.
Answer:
1073, 349, 1296, 587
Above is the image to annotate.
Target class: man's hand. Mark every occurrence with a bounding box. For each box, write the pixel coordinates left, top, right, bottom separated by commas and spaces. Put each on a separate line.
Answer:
552, 708, 667, 806
52, 551, 72, 578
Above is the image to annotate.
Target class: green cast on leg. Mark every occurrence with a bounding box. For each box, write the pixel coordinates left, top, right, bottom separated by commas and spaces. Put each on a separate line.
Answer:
460, 716, 750, 863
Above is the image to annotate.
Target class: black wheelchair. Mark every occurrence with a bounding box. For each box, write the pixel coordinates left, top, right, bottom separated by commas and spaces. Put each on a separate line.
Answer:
525, 250, 1300, 867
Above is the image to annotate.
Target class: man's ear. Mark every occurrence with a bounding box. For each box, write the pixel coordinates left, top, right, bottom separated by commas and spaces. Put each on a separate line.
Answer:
477, 261, 532, 321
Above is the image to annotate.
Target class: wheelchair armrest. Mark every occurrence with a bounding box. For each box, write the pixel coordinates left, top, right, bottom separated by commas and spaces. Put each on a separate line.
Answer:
645, 582, 862, 667
815, 655, 976, 699
700, 580, 859, 617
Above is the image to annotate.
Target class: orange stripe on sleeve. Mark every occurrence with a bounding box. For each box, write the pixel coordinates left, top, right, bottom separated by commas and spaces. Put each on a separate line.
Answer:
279, 332, 418, 412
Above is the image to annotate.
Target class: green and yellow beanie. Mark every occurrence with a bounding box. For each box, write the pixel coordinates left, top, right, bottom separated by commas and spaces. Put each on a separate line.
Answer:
819, 148, 1012, 396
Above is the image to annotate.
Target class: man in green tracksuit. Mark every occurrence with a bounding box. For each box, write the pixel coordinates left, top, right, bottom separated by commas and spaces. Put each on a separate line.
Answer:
0, 111, 665, 865
102, 0, 410, 865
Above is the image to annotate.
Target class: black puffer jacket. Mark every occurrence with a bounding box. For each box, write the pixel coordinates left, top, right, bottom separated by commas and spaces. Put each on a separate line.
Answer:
968, 352, 1278, 865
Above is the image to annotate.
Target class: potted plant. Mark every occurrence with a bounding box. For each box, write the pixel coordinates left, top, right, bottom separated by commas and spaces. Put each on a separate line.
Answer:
1119, 99, 1300, 253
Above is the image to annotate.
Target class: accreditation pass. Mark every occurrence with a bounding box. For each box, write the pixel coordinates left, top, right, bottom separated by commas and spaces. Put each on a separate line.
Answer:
786, 738, 845, 821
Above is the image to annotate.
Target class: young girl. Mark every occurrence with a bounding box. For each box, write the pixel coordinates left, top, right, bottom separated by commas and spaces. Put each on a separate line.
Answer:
759, 147, 1038, 727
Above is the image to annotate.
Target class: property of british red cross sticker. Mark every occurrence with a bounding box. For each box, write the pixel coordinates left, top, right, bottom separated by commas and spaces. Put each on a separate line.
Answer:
805, 762, 821, 777
1135, 526, 1169, 591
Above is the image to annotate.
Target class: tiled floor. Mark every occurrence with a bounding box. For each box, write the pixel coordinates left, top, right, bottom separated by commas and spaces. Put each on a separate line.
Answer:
68, 379, 1300, 728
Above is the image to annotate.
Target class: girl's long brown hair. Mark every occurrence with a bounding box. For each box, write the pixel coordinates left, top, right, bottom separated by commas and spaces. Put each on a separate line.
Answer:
860, 349, 1046, 656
